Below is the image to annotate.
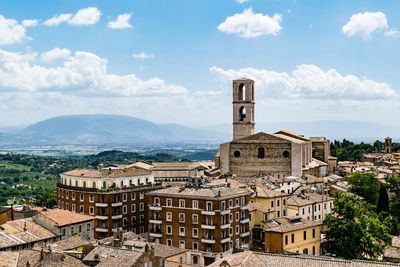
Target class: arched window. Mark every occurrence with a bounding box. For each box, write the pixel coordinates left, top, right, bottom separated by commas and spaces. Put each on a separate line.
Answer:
120, 181, 124, 188
83, 181, 86, 188
238, 83, 246, 100
69, 179, 71, 186
239, 106, 246, 121
193, 256, 199, 265
129, 180, 133, 186
258, 147, 265, 158
75, 180, 78, 187
102, 181, 107, 189
92, 182, 96, 188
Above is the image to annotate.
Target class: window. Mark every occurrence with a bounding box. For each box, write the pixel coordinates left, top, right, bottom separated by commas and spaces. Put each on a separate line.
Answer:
131, 204, 136, 212
303, 231, 307, 240
166, 225, 172, 235
166, 212, 172, 221
89, 195, 94, 202
66, 203, 69, 210
192, 242, 198, 251
258, 147, 265, 158
167, 198, 172, 207
206, 201, 213, 211
277, 210, 280, 217
229, 227, 233, 236
239, 106, 246, 121
283, 150, 290, 158
80, 194, 84, 202
72, 204, 75, 212
235, 198, 239, 206
277, 200, 280, 207
302, 208, 305, 215
123, 205, 127, 214
92, 182, 96, 188
241, 197, 245, 206
140, 192, 144, 199
179, 240, 185, 249
66, 192, 69, 199
233, 150, 241, 157
229, 213, 233, 223
179, 199, 185, 208
62, 229, 66, 236
123, 193, 127, 202
291, 234, 295, 243
192, 214, 198, 224
123, 218, 127, 226
312, 228, 316, 238
72, 193, 75, 200
140, 226, 144, 234
89, 207, 94, 215
179, 227, 185, 236
324, 203, 327, 210
179, 213, 185, 223
303, 248, 308, 255
271, 201, 274, 208
192, 200, 198, 209
140, 215, 144, 223
131, 216, 136, 223
140, 202, 144, 211
71, 227, 74, 235
80, 206, 84, 213
192, 228, 198, 238
167, 239, 172, 246
312, 246, 316, 255
154, 197, 160, 205
131, 193, 136, 200
285, 235, 288, 245
229, 200, 233, 208
235, 212, 239, 221
236, 225, 239, 234
87, 224, 90, 231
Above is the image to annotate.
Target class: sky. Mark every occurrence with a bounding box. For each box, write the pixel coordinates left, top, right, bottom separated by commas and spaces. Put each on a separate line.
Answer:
0, 0, 399, 127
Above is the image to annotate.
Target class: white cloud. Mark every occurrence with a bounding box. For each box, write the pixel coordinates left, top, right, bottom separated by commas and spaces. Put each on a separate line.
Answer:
43, 14, 73, 26
236, 0, 250, 4
43, 7, 101, 26
385, 28, 400, 38
0, 48, 187, 97
132, 52, 154, 59
217, 8, 282, 38
68, 7, 101, 26
22, 19, 39, 27
342, 12, 388, 40
0, 15, 27, 46
107, 13, 133, 29
41, 47, 71, 62
210, 65, 396, 100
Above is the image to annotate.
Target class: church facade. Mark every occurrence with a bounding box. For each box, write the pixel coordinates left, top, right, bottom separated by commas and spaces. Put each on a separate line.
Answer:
216, 78, 330, 178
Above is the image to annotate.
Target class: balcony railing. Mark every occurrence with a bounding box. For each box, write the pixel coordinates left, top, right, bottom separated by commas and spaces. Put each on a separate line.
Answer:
149, 232, 163, 238
240, 205, 249, 210
220, 209, 230, 215
112, 214, 123, 219
201, 237, 216, 244
149, 219, 162, 224
111, 202, 122, 207
95, 203, 108, 207
240, 231, 250, 237
201, 224, 216, 230
240, 217, 250, 224
201, 210, 215, 216
96, 215, 108, 220
221, 237, 231, 243
95, 227, 108, 232
221, 223, 230, 229
149, 204, 162, 211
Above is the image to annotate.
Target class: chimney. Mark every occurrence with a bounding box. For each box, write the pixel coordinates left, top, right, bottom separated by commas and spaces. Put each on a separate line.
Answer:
23, 222, 27, 232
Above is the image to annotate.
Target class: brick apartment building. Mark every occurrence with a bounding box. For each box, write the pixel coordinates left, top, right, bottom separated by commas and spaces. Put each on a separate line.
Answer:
57, 165, 162, 239
146, 183, 252, 265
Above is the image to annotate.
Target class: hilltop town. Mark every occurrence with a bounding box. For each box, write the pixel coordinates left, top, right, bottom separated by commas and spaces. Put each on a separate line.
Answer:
0, 78, 399, 267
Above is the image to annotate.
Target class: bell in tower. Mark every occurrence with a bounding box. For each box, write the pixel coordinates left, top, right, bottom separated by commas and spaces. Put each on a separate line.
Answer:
232, 78, 255, 141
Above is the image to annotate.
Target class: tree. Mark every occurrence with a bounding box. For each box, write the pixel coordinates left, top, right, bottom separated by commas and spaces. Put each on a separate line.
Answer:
325, 193, 391, 259
384, 175, 400, 218
347, 173, 378, 206
377, 184, 389, 214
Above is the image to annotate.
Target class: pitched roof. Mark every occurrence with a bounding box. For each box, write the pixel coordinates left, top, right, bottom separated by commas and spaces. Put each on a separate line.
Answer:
37, 208, 94, 226
147, 185, 251, 199
263, 218, 322, 233
274, 130, 310, 142
208, 251, 400, 267
152, 243, 188, 258
18, 248, 87, 267
49, 235, 91, 252
234, 132, 290, 143
63, 166, 151, 178
0, 251, 19, 267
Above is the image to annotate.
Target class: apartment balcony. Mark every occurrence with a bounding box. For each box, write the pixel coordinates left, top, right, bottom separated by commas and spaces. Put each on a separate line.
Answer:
201, 237, 216, 244
149, 219, 162, 224
241, 244, 250, 249
240, 231, 250, 237
111, 202, 122, 207
240, 205, 249, 210
149, 204, 162, 211
95, 203, 108, 207
220, 209, 230, 215
221, 223, 230, 229
201, 210, 215, 216
95, 227, 108, 233
221, 237, 231, 244
202, 251, 217, 258
96, 215, 108, 220
240, 217, 250, 224
112, 214, 123, 219
149, 232, 163, 238
201, 224, 216, 230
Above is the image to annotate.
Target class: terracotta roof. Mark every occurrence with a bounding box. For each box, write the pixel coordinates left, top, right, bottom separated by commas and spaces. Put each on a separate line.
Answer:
274, 130, 310, 142
208, 251, 400, 267
234, 132, 291, 143
18, 248, 87, 267
63, 166, 151, 178
263, 218, 322, 233
49, 235, 91, 252
147, 185, 251, 198
37, 208, 94, 227
0, 251, 19, 267
287, 193, 333, 207
152, 243, 187, 258
83, 245, 145, 267
0, 218, 57, 249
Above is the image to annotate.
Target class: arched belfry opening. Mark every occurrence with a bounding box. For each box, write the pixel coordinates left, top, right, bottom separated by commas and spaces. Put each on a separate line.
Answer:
239, 106, 246, 121
238, 83, 246, 101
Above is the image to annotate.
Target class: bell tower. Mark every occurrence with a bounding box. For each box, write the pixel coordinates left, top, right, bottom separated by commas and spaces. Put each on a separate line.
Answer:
232, 78, 255, 141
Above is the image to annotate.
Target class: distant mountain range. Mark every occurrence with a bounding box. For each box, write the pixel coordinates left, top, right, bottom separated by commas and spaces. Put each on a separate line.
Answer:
0, 114, 398, 146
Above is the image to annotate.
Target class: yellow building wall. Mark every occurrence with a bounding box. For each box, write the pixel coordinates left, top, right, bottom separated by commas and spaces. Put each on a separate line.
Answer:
250, 195, 288, 219
264, 226, 321, 255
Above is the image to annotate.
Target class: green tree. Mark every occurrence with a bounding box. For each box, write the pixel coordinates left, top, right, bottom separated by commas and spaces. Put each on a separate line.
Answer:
325, 193, 391, 259
377, 184, 389, 214
347, 173, 378, 206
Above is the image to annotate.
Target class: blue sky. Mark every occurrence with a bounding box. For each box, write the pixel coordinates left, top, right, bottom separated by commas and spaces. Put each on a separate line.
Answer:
0, 0, 399, 127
